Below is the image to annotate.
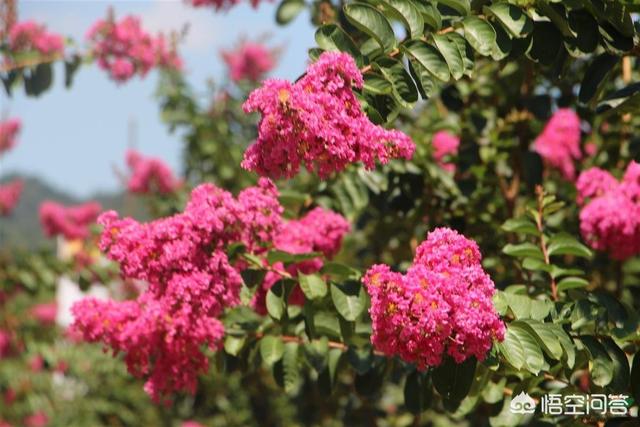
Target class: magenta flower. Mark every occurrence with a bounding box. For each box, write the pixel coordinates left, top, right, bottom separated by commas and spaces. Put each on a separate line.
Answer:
9, 21, 64, 56
126, 149, 181, 195
242, 51, 415, 179
221, 41, 276, 82
534, 108, 582, 180
0, 118, 21, 156
431, 130, 460, 173
0, 180, 23, 217
71, 179, 284, 401
87, 13, 182, 83
576, 162, 640, 260
187, 0, 267, 10
363, 227, 505, 369
39, 201, 102, 240
30, 303, 58, 325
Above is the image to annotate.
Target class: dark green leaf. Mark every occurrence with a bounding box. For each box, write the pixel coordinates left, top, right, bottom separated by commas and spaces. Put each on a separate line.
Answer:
374, 57, 419, 108
601, 337, 630, 393
260, 335, 285, 365
503, 243, 543, 259
547, 234, 592, 258
432, 356, 476, 402
579, 53, 618, 105
501, 218, 538, 235
432, 33, 465, 80
379, 0, 424, 39
580, 336, 614, 387
485, 3, 533, 38
557, 276, 590, 292
315, 24, 363, 67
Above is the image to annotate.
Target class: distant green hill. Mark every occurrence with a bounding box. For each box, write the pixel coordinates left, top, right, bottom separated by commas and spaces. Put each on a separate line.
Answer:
0, 174, 148, 250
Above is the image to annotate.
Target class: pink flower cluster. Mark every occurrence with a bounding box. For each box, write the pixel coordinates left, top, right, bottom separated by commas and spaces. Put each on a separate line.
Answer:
126, 149, 181, 194
39, 201, 102, 240
363, 227, 505, 369
30, 303, 57, 325
576, 161, 640, 260
187, 0, 265, 10
242, 51, 415, 179
8, 21, 64, 56
0, 180, 23, 216
221, 41, 276, 83
534, 108, 582, 180
252, 207, 351, 314
432, 130, 460, 173
87, 14, 182, 83
71, 179, 285, 401
0, 118, 21, 156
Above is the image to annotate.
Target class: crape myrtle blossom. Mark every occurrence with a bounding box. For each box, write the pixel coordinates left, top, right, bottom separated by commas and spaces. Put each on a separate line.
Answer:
431, 130, 460, 173
71, 179, 287, 401
0, 180, 23, 216
87, 13, 182, 83
187, 0, 267, 10
221, 41, 276, 83
0, 118, 21, 155
242, 51, 415, 179
576, 161, 640, 260
8, 21, 64, 56
39, 201, 102, 240
126, 149, 182, 194
251, 207, 351, 314
363, 227, 505, 369
534, 108, 582, 180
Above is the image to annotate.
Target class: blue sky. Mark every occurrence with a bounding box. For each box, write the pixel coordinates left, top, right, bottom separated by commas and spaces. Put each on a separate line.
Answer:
0, 1, 314, 197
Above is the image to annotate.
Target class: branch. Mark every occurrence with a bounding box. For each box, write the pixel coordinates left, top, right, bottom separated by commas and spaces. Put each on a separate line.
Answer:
535, 186, 558, 301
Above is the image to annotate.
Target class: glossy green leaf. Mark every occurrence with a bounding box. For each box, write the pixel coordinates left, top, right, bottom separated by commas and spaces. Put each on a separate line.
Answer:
516, 320, 563, 360
260, 335, 285, 365
601, 337, 630, 392
547, 234, 592, 258
266, 280, 287, 320
401, 39, 450, 81
580, 336, 614, 387
330, 281, 367, 321
315, 24, 363, 66
557, 276, 589, 292
374, 57, 419, 108
462, 16, 497, 56
485, 3, 533, 38
224, 335, 246, 356
432, 33, 465, 80
299, 273, 328, 300
503, 243, 543, 259
437, 0, 470, 15
344, 3, 397, 51
379, 0, 424, 39
501, 218, 538, 235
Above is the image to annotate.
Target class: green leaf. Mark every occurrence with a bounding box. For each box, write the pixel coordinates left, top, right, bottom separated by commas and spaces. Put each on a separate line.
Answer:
273, 342, 300, 394
502, 243, 543, 259
601, 337, 630, 393
330, 281, 367, 321
490, 22, 512, 60
266, 280, 287, 320
374, 57, 419, 108
406, 58, 436, 99
501, 218, 538, 235
299, 273, 328, 300
496, 325, 525, 370
580, 336, 614, 387
401, 39, 450, 81
631, 350, 640, 404
515, 320, 563, 360
260, 335, 285, 365
379, 0, 424, 39
547, 234, 592, 258
578, 53, 618, 105
404, 371, 432, 414
462, 16, 497, 56
597, 82, 640, 117
437, 0, 470, 15
224, 335, 246, 356
432, 356, 476, 402
484, 3, 533, 38
557, 276, 589, 292
432, 33, 465, 80
568, 9, 600, 53
276, 0, 305, 25
363, 72, 393, 95
415, 2, 441, 30
510, 323, 545, 374
25, 63, 53, 97
321, 262, 361, 280
547, 323, 576, 368
527, 21, 561, 66
315, 24, 363, 67
344, 3, 397, 52
64, 56, 81, 88
240, 268, 267, 288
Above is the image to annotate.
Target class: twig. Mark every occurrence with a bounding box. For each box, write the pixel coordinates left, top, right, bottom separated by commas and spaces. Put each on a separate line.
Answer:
535, 186, 558, 301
